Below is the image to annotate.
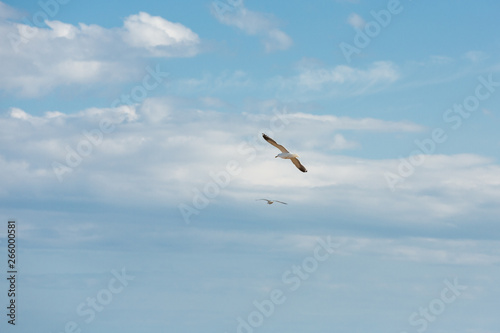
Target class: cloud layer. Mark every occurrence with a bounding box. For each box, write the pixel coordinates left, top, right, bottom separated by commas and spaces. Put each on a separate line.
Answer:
2, 98, 500, 231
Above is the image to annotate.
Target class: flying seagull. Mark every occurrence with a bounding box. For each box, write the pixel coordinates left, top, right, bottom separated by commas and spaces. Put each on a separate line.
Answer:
262, 133, 307, 172
256, 199, 287, 205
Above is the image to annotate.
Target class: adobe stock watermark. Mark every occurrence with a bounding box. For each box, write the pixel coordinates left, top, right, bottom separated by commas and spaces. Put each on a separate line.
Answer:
178, 107, 290, 224
400, 278, 467, 333
339, 0, 407, 63
52, 64, 168, 182
56, 267, 134, 333
8, 0, 71, 53
229, 235, 339, 333
384, 73, 499, 191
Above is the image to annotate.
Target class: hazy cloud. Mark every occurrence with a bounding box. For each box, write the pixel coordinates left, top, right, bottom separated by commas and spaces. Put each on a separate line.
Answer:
347, 13, 365, 29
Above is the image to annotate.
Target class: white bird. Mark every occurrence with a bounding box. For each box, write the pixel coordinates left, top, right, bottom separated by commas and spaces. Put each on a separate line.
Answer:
262, 133, 307, 172
256, 199, 287, 205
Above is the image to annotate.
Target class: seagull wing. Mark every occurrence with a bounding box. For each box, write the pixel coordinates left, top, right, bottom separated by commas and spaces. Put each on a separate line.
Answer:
262, 133, 289, 153
274, 200, 288, 205
291, 157, 307, 173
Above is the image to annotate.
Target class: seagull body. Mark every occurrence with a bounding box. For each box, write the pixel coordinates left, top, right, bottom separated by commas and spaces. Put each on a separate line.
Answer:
256, 199, 287, 205
262, 133, 307, 172
276, 152, 297, 159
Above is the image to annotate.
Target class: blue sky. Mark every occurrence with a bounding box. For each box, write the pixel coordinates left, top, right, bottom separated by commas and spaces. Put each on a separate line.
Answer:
0, 0, 500, 332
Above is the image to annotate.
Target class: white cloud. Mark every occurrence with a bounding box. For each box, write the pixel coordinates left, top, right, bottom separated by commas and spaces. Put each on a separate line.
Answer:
211, 1, 292, 52
0, 6, 201, 96
45, 20, 78, 38
122, 12, 200, 56
10, 107, 31, 120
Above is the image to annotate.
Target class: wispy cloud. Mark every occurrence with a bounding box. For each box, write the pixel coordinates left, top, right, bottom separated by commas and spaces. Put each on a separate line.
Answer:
176, 70, 251, 93
297, 61, 399, 88
464, 50, 489, 63
286, 112, 422, 132
429, 55, 454, 65
333, 237, 500, 265
271, 61, 400, 98
211, 1, 292, 52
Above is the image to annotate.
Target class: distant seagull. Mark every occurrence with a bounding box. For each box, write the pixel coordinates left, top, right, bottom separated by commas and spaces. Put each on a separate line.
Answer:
256, 199, 287, 205
262, 133, 307, 172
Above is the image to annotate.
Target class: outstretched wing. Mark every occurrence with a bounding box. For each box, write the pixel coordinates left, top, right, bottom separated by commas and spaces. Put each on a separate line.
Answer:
274, 200, 288, 205
262, 133, 289, 153
291, 157, 307, 173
